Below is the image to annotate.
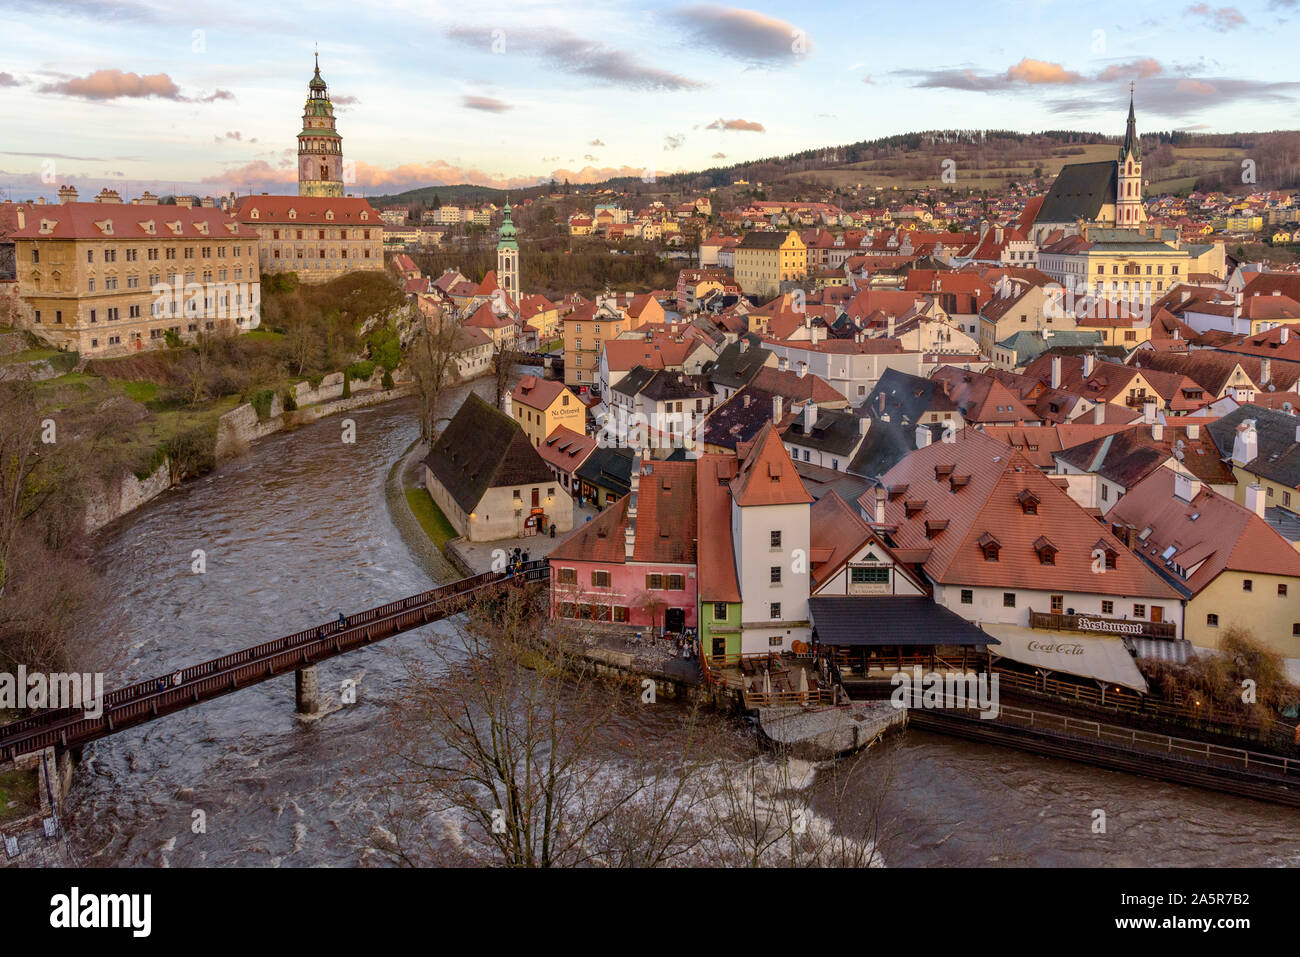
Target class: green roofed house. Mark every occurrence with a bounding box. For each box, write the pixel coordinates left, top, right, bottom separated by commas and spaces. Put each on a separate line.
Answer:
422, 393, 575, 542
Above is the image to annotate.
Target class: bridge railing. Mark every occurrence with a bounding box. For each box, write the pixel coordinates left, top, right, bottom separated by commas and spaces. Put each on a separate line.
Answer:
1, 560, 550, 762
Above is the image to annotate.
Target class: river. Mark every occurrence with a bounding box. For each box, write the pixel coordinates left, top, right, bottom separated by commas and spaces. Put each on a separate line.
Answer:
65, 384, 1300, 867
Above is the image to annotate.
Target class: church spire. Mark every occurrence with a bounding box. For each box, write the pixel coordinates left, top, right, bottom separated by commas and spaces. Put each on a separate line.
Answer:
1121, 82, 1140, 162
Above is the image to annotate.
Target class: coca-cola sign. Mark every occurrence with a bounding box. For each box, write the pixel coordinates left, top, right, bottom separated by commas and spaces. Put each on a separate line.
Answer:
1026, 640, 1085, 655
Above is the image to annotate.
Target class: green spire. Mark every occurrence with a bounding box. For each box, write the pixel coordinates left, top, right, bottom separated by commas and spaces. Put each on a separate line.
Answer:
309, 51, 327, 93
1120, 84, 1140, 163
498, 196, 518, 249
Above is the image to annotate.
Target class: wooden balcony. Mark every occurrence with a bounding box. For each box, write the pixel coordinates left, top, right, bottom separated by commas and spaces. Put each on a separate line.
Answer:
1029, 610, 1177, 640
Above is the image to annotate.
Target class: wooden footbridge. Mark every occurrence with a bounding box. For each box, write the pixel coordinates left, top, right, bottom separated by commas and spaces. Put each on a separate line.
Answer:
0, 561, 549, 764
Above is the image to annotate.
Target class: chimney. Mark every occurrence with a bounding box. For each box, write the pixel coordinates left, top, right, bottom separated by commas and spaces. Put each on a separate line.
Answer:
1152, 422, 1163, 441
773, 395, 784, 422
859, 416, 871, 437
1233, 291, 1243, 319
915, 424, 932, 449
873, 485, 886, 524
804, 402, 818, 432
742, 394, 752, 409
1143, 399, 1157, 425
1050, 355, 1062, 390
1187, 422, 1200, 440
1093, 402, 1106, 425
176, 195, 194, 209
504, 391, 513, 419
778, 355, 788, 372
625, 453, 644, 559
1245, 483, 1267, 519
57, 185, 78, 204
887, 315, 896, 339
1261, 357, 1272, 386
796, 361, 807, 379
1174, 471, 1201, 504
1232, 419, 1259, 466
1282, 327, 1291, 345
1083, 353, 1095, 377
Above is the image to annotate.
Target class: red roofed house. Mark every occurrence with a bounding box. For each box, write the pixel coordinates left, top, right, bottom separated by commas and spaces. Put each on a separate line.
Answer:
861, 428, 1184, 656
13, 188, 262, 355
232, 194, 382, 283
507, 374, 584, 446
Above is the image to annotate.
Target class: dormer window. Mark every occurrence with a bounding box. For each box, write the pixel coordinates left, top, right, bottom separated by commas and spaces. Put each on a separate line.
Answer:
978, 531, 1001, 562
326, 210, 334, 221
250, 209, 259, 219
949, 474, 970, 492
288, 209, 297, 220
887, 484, 909, 501
1094, 539, 1118, 570
904, 499, 926, 518
1034, 535, 1058, 565
1017, 489, 1040, 515
925, 518, 949, 539
934, 464, 954, 480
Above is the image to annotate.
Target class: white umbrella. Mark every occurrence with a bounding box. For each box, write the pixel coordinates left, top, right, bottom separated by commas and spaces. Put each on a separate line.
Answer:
762, 668, 771, 696
798, 667, 808, 696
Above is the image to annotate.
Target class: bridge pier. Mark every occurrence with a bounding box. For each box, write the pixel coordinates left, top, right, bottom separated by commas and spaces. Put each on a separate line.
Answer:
295, 666, 319, 715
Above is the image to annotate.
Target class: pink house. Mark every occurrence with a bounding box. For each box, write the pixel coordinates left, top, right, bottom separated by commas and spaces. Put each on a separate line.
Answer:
548, 456, 698, 633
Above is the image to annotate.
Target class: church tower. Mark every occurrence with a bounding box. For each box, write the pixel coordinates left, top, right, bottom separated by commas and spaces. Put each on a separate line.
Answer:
1115, 85, 1144, 227
298, 53, 345, 198
497, 199, 519, 300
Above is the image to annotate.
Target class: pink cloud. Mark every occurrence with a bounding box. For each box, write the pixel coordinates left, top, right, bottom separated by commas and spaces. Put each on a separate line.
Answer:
1005, 58, 1083, 85
42, 69, 183, 100
706, 117, 766, 132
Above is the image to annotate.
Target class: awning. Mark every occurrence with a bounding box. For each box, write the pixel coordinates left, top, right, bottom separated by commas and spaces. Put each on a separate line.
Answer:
982, 623, 1148, 693
810, 596, 998, 647
1126, 636, 1192, 665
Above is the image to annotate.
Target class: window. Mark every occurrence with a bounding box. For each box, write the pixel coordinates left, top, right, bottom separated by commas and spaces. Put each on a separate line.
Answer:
667, 574, 684, 590
1281, 584, 1289, 597
1133, 604, 1146, 619
557, 567, 577, 584
851, 566, 890, 585
770, 566, 781, 584
768, 636, 783, 647
770, 530, 781, 549
646, 573, 664, 590
591, 570, 610, 587
1050, 595, 1064, 614
1003, 593, 1016, 608
1207, 613, 1219, 627
713, 602, 728, 621
960, 589, 973, 605
1101, 484, 1109, 501
770, 602, 781, 619
1102, 600, 1114, 615
1293, 623, 1300, 637
613, 606, 630, 623
1243, 579, 1253, 592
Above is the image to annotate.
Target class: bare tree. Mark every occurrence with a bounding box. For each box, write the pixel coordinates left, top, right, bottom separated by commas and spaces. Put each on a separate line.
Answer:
490, 338, 520, 412
408, 307, 461, 444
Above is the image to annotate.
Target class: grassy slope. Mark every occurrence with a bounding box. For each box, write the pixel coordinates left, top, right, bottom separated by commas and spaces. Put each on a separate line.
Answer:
405, 486, 457, 554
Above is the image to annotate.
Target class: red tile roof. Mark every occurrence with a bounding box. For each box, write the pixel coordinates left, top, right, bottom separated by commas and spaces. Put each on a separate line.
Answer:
511, 375, 574, 411
231, 195, 380, 227
696, 454, 741, 602
730, 422, 814, 507
862, 428, 1178, 598
15, 201, 258, 240
536, 425, 597, 472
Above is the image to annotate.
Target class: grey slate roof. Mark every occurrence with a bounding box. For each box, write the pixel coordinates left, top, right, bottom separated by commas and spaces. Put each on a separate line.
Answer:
574, 446, 635, 498
707, 336, 773, 390
1036, 160, 1117, 224
1207, 404, 1300, 487
782, 407, 864, 457
422, 392, 554, 514
810, 596, 998, 647
863, 367, 941, 430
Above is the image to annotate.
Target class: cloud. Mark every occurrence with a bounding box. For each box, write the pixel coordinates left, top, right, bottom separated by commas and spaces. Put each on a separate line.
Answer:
1005, 58, 1083, 85
448, 26, 703, 90
589, 139, 605, 147
1095, 58, 1163, 82
712, 152, 727, 159
1186, 4, 1246, 28
462, 95, 511, 112
215, 130, 257, 144
41, 69, 183, 100
332, 94, 358, 106
196, 89, 234, 103
669, 5, 810, 61
584, 154, 597, 161
664, 133, 686, 150
1049, 76, 1300, 118
0, 72, 19, 87
706, 117, 765, 132
862, 74, 873, 84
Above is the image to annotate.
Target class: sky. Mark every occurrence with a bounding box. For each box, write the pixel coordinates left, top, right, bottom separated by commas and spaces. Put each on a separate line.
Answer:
2, 0, 1298, 201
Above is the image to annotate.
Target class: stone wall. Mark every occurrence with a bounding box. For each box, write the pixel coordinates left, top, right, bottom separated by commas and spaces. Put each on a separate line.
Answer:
84, 458, 173, 533
215, 371, 412, 461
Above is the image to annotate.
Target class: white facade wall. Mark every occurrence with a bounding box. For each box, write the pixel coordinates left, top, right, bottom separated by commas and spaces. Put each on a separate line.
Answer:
933, 582, 1184, 639
732, 499, 811, 653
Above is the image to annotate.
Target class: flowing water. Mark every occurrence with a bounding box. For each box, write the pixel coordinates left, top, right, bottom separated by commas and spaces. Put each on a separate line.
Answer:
64, 386, 1300, 867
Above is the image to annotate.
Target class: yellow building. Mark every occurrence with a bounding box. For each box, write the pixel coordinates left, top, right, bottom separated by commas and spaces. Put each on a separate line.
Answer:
233, 195, 383, 283
1039, 231, 1194, 306
519, 294, 561, 343
562, 300, 641, 390
508, 375, 585, 446
734, 229, 806, 298
12, 187, 260, 356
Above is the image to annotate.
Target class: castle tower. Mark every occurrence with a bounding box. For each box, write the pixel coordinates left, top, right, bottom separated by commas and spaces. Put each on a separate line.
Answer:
1115, 85, 1144, 227
298, 53, 344, 198
497, 198, 519, 299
